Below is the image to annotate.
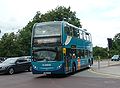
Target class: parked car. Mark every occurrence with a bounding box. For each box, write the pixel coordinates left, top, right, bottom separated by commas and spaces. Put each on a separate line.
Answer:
0, 57, 7, 63
111, 55, 120, 61
0, 57, 31, 75
20, 56, 31, 62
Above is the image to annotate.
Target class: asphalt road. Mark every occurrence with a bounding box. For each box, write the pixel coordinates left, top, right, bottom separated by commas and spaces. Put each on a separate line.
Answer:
0, 69, 120, 88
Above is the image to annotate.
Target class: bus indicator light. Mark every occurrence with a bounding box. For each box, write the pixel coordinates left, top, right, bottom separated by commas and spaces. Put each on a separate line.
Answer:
63, 48, 66, 54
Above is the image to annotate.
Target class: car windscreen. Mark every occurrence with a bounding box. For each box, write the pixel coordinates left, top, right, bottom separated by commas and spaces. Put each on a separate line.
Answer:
2, 58, 17, 64
112, 55, 119, 58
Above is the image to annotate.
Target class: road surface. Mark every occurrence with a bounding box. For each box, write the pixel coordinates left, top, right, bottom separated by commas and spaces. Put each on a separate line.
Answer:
0, 68, 120, 88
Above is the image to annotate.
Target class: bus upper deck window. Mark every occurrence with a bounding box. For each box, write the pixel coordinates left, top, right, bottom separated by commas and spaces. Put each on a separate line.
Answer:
64, 26, 70, 36
73, 29, 79, 38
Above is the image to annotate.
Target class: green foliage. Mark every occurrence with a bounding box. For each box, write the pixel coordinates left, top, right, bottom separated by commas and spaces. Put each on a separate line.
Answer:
41, 6, 82, 27
93, 46, 108, 59
32, 6, 82, 28
111, 33, 120, 56
0, 6, 81, 57
0, 33, 18, 57
16, 28, 31, 56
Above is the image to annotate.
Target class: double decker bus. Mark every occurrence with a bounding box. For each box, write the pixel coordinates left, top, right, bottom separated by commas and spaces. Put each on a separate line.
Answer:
31, 21, 93, 75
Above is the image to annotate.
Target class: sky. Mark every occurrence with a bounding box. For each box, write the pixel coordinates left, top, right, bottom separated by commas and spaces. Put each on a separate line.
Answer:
0, 0, 120, 47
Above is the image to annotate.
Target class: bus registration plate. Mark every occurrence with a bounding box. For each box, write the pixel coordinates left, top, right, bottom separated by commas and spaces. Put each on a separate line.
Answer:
43, 72, 51, 74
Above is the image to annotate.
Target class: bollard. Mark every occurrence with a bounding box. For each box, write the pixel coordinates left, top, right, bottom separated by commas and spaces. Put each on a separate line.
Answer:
108, 58, 110, 66
98, 56, 100, 69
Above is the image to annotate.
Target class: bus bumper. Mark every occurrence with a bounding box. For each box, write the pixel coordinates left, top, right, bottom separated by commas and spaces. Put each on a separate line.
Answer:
32, 65, 65, 74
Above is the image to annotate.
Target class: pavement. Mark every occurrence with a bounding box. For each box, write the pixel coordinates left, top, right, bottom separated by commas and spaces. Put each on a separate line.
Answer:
91, 60, 120, 78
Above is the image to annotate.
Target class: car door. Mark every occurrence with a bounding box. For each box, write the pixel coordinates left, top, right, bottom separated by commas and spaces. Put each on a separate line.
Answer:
15, 59, 25, 72
21, 59, 30, 70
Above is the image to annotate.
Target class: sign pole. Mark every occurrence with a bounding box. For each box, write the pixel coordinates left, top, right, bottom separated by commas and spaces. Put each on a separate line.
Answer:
107, 47, 110, 66
107, 38, 112, 66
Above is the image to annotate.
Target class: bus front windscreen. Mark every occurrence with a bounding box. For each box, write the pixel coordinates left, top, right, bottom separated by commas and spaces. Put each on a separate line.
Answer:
32, 50, 61, 61
34, 22, 61, 37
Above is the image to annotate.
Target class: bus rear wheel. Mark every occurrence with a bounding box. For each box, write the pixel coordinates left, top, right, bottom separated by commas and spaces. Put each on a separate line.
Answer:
88, 59, 92, 68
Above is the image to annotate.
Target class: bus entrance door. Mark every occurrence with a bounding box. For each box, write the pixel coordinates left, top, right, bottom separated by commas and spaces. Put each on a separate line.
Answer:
63, 48, 71, 72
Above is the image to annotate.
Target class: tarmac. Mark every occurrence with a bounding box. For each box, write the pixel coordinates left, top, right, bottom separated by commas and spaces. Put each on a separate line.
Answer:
91, 60, 120, 78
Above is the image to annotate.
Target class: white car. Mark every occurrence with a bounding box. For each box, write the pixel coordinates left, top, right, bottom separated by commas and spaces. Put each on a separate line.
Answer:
111, 55, 120, 61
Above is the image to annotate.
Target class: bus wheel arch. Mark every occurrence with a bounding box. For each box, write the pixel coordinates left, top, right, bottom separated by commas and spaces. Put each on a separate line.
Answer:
88, 59, 93, 67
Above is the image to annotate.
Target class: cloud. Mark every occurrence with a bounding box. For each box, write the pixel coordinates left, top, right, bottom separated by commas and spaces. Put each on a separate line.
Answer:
102, 7, 120, 18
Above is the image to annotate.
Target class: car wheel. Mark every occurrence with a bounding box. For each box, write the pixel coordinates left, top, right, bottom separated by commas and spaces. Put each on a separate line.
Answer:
8, 68, 14, 75
28, 66, 32, 72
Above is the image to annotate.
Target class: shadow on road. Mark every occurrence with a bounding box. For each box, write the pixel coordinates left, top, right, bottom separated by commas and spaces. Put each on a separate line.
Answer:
34, 74, 70, 79
34, 67, 90, 79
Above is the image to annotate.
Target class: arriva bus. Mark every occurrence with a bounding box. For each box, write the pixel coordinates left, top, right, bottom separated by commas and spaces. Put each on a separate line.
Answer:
31, 21, 93, 75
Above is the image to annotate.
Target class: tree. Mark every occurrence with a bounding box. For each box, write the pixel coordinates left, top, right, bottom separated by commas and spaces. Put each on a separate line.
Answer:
48, 6, 81, 27
0, 33, 18, 57
111, 33, 120, 55
25, 6, 82, 33
93, 46, 108, 59
33, 6, 82, 28
16, 28, 31, 56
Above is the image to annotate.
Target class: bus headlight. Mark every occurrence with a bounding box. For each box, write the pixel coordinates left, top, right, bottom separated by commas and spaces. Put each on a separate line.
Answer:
33, 65, 37, 69
57, 64, 62, 69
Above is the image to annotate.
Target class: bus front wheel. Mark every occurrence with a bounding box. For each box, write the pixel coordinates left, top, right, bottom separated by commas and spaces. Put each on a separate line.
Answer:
72, 63, 76, 74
